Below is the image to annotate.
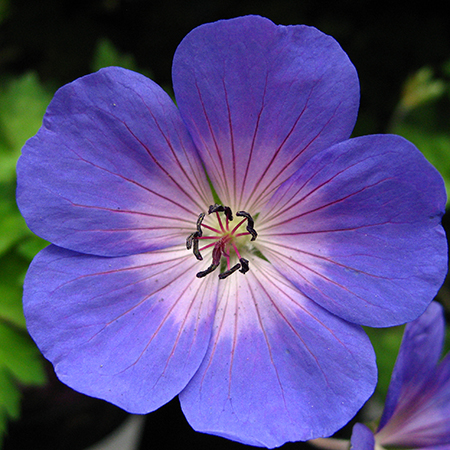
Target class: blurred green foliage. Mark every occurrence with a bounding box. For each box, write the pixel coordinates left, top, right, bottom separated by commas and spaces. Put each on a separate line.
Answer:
0, 72, 51, 445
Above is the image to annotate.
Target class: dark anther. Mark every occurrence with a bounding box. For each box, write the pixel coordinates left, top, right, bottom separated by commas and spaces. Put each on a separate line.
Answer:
193, 238, 202, 260
187, 212, 206, 258
196, 262, 220, 278
239, 258, 249, 274
218, 263, 242, 279
236, 211, 258, 241
186, 232, 196, 250
208, 204, 233, 221
196, 212, 205, 237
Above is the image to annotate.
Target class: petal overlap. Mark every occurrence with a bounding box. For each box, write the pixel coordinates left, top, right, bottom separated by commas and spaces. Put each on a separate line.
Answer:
173, 16, 359, 211
17, 67, 212, 257
180, 259, 376, 448
258, 134, 447, 327
24, 245, 218, 413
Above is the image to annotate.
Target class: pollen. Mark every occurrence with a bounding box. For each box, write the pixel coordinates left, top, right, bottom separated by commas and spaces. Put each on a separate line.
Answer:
186, 204, 257, 279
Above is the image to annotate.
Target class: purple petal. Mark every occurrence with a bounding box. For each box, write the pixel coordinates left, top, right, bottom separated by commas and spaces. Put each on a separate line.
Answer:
377, 305, 450, 448
350, 423, 375, 450
378, 356, 450, 448
173, 15, 359, 212
258, 134, 447, 327
17, 67, 212, 257
179, 259, 376, 448
23, 244, 218, 413
379, 301, 445, 430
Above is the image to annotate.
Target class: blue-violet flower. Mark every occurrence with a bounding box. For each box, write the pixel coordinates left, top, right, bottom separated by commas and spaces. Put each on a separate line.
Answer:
17, 16, 447, 448
351, 301, 450, 450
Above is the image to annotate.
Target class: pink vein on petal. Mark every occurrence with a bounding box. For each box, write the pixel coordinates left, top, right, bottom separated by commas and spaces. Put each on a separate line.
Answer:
192, 79, 230, 202
67, 146, 199, 218
252, 269, 330, 387
238, 73, 268, 208
262, 153, 393, 225
123, 123, 207, 211
221, 78, 237, 204
245, 275, 290, 413
137, 90, 211, 206
199, 286, 232, 393
245, 83, 322, 210
261, 245, 381, 307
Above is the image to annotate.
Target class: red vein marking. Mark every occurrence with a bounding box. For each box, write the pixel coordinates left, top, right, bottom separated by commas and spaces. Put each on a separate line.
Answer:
246, 277, 289, 412
253, 271, 330, 388
67, 146, 198, 217
123, 123, 207, 212
238, 73, 268, 208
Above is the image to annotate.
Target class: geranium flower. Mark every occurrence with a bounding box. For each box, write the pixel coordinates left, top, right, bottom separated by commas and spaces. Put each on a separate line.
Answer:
17, 15, 447, 448
350, 302, 450, 450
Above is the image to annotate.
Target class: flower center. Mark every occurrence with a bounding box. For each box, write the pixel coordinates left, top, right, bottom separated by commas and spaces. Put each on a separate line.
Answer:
186, 204, 258, 279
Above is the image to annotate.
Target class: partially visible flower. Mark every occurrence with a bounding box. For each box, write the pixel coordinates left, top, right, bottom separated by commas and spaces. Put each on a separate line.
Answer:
17, 16, 447, 448
350, 301, 450, 450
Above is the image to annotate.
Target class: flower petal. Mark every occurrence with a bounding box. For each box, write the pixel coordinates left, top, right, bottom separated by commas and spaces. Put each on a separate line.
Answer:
378, 353, 450, 448
350, 423, 375, 450
378, 301, 445, 430
173, 15, 359, 211
376, 303, 450, 449
17, 67, 212, 257
179, 259, 376, 448
23, 244, 218, 413
258, 134, 447, 327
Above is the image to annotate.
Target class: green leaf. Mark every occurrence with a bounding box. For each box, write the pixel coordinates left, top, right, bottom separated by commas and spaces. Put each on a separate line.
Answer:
0, 323, 46, 386
0, 368, 21, 421
0, 191, 30, 256
0, 72, 53, 183
364, 325, 404, 402
0, 322, 46, 446
16, 235, 49, 261
397, 67, 445, 113
91, 38, 152, 78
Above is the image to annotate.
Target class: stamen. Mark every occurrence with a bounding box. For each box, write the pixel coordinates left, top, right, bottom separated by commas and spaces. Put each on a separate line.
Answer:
192, 237, 202, 260
218, 263, 241, 279
196, 212, 206, 237
186, 232, 195, 250
236, 211, 257, 241
196, 262, 220, 278
239, 258, 249, 274
208, 204, 233, 221
187, 212, 207, 259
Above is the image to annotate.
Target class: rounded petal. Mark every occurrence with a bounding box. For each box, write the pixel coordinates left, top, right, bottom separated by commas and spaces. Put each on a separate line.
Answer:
258, 134, 447, 327
173, 15, 359, 211
179, 259, 376, 448
17, 67, 212, 257
379, 301, 445, 430
351, 423, 375, 450
23, 244, 218, 413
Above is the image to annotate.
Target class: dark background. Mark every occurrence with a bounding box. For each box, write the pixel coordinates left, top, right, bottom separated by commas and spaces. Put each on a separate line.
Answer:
1, 1, 449, 449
